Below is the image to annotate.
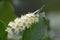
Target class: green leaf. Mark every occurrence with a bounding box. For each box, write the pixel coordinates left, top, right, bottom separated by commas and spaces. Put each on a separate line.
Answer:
22, 12, 48, 40
0, 20, 7, 40
0, 2, 16, 25
41, 34, 51, 40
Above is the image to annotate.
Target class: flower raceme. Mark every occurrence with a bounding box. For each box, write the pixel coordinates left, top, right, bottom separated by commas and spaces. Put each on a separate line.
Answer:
6, 13, 39, 33
5, 13, 39, 39
5, 6, 44, 40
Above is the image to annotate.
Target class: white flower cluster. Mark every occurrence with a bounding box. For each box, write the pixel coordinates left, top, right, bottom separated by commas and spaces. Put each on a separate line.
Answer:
6, 13, 39, 39
6, 13, 39, 32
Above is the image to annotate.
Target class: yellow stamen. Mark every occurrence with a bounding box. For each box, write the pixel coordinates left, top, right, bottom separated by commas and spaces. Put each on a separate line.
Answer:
25, 18, 28, 22
23, 23, 26, 26
16, 25, 19, 28
18, 21, 21, 24
28, 23, 31, 26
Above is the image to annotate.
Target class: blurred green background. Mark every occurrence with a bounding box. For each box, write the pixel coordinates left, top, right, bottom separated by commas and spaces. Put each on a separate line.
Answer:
0, 1, 16, 25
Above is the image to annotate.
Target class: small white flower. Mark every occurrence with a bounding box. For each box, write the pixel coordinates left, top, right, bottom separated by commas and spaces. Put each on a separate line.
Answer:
35, 17, 39, 23
8, 21, 15, 27
20, 16, 28, 23
12, 24, 20, 30
14, 17, 20, 22
24, 17, 32, 23
26, 13, 35, 17
26, 23, 32, 28
30, 17, 35, 23
6, 27, 13, 35
20, 26, 26, 31
35, 14, 39, 18
15, 19, 23, 26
